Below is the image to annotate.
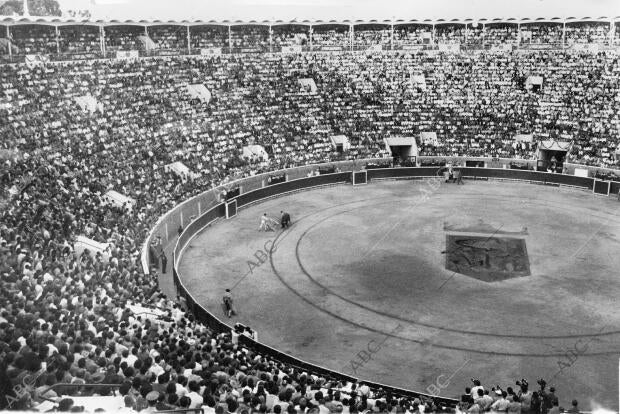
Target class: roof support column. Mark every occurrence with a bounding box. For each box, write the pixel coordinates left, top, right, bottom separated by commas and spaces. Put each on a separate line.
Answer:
349, 24, 353, 51
100, 26, 105, 57
55, 26, 60, 55
7, 26, 12, 59
562, 22, 566, 48
186, 25, 190, 54
228, 26, 232, 53
390, 24, 394, 51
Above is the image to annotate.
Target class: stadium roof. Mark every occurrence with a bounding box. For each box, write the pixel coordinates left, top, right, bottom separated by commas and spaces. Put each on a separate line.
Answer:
3, 0, 620, 23
1, 16, 619, 27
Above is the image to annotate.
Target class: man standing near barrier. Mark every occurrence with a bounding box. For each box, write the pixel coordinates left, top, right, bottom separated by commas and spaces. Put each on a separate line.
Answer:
455, 168, 464, 185
280, 211, 291, 228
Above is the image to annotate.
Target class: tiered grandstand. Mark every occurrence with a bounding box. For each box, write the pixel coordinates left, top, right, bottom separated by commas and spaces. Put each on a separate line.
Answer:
1, 12, 620, 414
0, 17, 619, 60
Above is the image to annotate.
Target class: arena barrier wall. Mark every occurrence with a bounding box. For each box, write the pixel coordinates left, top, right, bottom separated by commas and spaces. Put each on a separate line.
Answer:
364, 166, 595, 189
153, 162, 618, 407
142, 158, 384, 275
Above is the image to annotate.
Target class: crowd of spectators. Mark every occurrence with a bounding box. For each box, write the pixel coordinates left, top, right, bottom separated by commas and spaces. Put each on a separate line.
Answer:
482, 25, 519, 47
434, 25, 465, 45
456, 379, 574, 414
393, 25, 432, 46
1, 22, 618, 57
311, 26, 350, 49
10, 24, 57, 55
520, 24, 563, 45
271, 25, 309, 49
58, 25, 100, 55
0, 41, 619, 412
104, 26, 144, 52
564, 23, 610, 45
148, 26, 188, 53
190, 26, 229, 51
353, 25, 391, 47
230, 26, 270, 52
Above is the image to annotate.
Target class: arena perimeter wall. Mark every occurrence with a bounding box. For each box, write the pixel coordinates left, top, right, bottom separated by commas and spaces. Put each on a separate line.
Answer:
141, 162, 617, 405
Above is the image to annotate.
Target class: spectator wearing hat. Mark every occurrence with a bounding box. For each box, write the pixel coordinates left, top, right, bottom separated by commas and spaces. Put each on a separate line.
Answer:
141, 391, 159, 413
567, 399, 580, 414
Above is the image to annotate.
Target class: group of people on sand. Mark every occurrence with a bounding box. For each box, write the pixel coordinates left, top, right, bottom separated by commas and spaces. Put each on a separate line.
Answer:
259, 210, 291, 231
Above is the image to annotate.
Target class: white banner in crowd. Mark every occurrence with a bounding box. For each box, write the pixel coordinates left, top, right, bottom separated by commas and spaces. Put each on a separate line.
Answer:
438, 44, 460, 53
574, 168, 589, 178
200, 47, 222, 56
165, 161, 199, 180
366, 44, 383, 53
24, 54, 49, 68
116, 50, 139, 60
514, 134, 534, 142
401, 45, 425, 51
491, 44, 512, 52
281, 45, 302, 53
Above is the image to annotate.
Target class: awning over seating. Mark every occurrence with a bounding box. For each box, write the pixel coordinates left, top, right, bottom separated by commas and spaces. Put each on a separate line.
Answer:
385, 137, 416, 146
74, 94, 102, 113
411, 74, 426, 90
539, 140, 571, 151
526, 75, 543, 87
104, 190, 135, 211
242, 144, 269, 162
298, 78, 317, 93
186, 84, 211, 103
138, 35, 158, 50
74, 235, 110, 260
164, 161, 199, 180
330, 135, 350, 151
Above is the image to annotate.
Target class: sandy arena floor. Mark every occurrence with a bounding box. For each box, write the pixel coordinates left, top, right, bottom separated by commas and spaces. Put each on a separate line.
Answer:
177, 179, 620, 409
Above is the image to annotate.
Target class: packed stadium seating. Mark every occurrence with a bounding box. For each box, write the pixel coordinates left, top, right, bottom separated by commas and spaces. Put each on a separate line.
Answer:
58, 25, 100, 56
1, 21, 620, 412
189, 25, 229, 51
